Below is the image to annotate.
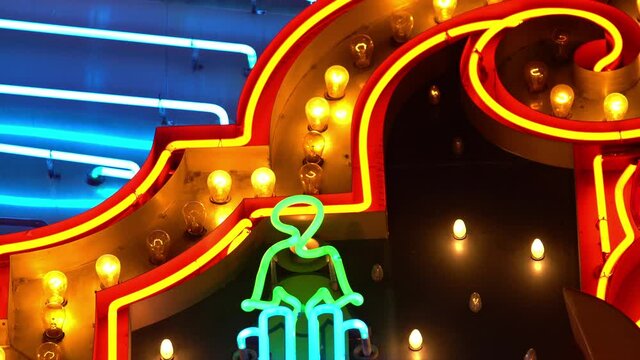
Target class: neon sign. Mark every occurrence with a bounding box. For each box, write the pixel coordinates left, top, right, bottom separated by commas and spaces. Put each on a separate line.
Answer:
237, 195, 370, 359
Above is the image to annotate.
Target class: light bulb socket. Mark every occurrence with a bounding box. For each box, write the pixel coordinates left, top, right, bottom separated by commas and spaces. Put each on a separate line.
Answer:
307, 124, 328, 133
99, 281, 120, 290
45, 297, 68, 307
43, 329, 65, 343
232, 349, 258, 360
324, 90, 344, 101
302, 157, 324, 167
209, 195, 231, 205
353, 343, 379, 359
86, 173, 105, 186
453, 234, 467, 240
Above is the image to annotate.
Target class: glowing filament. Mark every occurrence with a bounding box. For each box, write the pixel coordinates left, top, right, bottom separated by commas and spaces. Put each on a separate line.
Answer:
305, 97, 331, 132
433, 0, 458, 23
453, 219, 467, 239
408, 329, 423, 351
146, 230, 171, 265
603, 93, 628, 121
160, 339, 174, 360
531, 238, 545, 261
95, 254, 121, 288
350, 34, 374, 68
251, 167, 276, 197
550, 84, 574, 118
524, 61, 548, 93
42, 270, 68, 306
324, 65, 350, 100
207, 170, 232, 204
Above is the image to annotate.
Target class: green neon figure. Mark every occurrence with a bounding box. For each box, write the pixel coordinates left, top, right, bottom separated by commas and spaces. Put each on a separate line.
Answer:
237, 195, 370, 360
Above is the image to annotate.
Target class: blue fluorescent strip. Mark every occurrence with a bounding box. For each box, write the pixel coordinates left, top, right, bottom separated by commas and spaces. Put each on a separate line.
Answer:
0, 18, 257, 69
0, 194, 103, 209
0, 84, 229, 125
0, 143, 139, 180
0, 125, 151, 151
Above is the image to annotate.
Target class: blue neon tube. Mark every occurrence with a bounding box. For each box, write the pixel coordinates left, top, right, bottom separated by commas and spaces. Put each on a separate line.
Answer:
0, 18, 257, 69
0, 194, 104, 209
0, 143, 139, 180
0, 125, 152, 151
0, 84, 229, 125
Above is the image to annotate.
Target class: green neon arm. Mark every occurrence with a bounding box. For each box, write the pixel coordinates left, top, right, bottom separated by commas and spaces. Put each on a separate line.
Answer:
241, 286, 302, 313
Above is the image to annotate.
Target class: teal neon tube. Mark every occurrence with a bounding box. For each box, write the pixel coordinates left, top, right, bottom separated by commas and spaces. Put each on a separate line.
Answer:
0, 18, 257, 69
0, 84, 229, 125
0, 125, 152, 151
257, 306, 297, 360
90, 166, 137, 180
0, 143, 139, 179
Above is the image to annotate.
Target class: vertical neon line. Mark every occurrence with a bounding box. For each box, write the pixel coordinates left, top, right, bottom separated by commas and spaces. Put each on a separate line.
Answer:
593, 155, 611, 253
257, 306, 296, 360
308, 304, 345, 360
597, 164, 637, 299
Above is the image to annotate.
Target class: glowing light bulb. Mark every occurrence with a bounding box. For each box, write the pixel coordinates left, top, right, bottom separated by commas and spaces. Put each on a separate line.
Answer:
207, 170, 232, 204
453, 219, 466, 240
524, 61, 548, 93
637, 0, 640, 20
0, 347, 4, 360
95, 254, 121, 288
428, 85, 441, 105
390, 10, 414, 43
42, 303, 66, 342
469, 292, 482, 313
324, 65, 349, 100
603, 93, 628, 121
350, 34, 374, 69
408, 329, 423, 351
182, 201, 207, 236
160, 339, 174, 360
146, 230, 171, 265
36, 342, 62, 360
550, 84, 574, 118
289, 238, 319, 254
531, 238, 545, 261
42, 270, 68, 306
303, 131, 325, 164
251, 167, 276, 197
331, 102, 351, 125
305, 97, 331, 132
299, 163, 323, 195
433, 0, 457, 23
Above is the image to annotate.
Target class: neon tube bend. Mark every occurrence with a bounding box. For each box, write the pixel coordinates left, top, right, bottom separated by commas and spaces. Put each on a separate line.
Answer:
0, 84, 230, 125
0, 18, 258, 69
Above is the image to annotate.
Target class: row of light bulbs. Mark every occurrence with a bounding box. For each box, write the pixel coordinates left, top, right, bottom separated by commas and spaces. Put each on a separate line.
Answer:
452, 219, 545, 260
525, 61, 630, 121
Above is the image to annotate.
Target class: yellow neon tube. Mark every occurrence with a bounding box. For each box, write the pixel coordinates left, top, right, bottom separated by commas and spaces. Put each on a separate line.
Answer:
468, 8, 624, 142
107, 219, 252, 360
597, 164, 637, 299
0, 194, 137, 254
593, 155, 611, 254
